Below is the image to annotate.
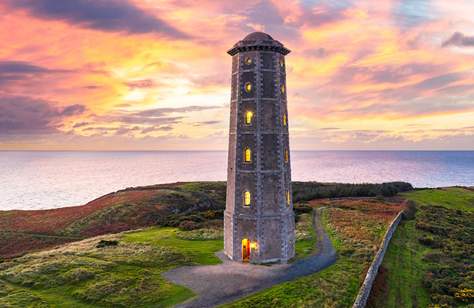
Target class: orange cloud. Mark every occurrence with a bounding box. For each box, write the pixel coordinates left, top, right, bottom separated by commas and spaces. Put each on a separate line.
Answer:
0, 0, 473, 150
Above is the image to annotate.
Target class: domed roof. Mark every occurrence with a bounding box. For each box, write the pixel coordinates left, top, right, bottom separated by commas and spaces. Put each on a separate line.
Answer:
227, 31, 290, 56
243, 32, 274, 41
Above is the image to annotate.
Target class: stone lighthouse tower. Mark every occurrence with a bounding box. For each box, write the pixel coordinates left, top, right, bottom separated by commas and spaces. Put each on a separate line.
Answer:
224, 32, 295, 264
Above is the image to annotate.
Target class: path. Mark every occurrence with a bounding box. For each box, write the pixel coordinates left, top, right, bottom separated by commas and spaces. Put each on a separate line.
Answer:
164, 209, 337, 307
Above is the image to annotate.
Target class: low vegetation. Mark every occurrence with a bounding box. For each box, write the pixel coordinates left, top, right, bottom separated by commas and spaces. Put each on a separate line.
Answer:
292, 181, 413, 202
0, 227, 222, 307
294, 212, 317, 259
369, 187, 474, 307
0, 181, 412, 258
225, 198, 403, 307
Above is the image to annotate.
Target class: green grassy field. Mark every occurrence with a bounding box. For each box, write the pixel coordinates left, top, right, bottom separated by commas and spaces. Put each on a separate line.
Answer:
0, 217, 316, 308
401, 187, 474, 212
0, 227, 222, 307
0, 181, 420, 307
224, 199, 399, 308
370, 187, 474, 307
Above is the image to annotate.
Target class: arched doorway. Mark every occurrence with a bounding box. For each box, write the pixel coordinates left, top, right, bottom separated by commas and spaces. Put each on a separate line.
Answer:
242, 238, 250, 262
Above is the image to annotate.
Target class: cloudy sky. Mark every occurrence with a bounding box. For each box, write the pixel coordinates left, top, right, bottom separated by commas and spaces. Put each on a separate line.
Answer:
0, 0, 473, 150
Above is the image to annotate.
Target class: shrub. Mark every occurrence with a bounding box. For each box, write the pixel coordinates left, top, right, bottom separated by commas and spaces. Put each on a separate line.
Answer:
96, 240, 119, 248
61, 268, 96, 284
294, 202, 313, 216
292, 181, 413, 202
418, 236, 442, 248
178, 220, 199, 231
403, 200, 417, 220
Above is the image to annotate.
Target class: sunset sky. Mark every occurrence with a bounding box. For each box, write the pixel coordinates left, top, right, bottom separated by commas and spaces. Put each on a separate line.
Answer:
1, 0, 473, 150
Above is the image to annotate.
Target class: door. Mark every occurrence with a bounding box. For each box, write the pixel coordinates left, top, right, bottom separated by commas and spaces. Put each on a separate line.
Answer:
242, 238, 250, 262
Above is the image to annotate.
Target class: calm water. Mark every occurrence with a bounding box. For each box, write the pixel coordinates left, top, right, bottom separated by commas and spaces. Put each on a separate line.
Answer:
1, 151, 473, 210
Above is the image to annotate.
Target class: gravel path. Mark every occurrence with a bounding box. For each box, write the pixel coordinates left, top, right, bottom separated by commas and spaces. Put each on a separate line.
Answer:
164, 209, 337, 308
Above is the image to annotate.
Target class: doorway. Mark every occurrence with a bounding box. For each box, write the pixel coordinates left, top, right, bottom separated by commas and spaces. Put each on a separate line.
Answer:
242, 238, 250, 262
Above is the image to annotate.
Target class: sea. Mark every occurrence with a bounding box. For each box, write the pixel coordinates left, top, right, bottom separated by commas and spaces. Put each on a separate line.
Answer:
1, 151, 473, 211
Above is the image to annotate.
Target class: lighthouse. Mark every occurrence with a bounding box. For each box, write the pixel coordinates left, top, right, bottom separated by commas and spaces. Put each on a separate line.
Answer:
224, 32, 295, 263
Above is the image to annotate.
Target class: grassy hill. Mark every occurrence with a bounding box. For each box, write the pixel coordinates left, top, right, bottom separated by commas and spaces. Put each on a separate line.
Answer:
368, 187, 474, 307
0, 227, 222, 307
225, 198, 405, 307
1, 182, 471, 307
0, 184, 408, 307
0, 181, 411, 259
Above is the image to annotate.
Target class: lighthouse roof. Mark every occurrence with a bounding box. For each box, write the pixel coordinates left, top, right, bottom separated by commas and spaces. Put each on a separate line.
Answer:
228, 32, 290, 56
243, 31, 274, 41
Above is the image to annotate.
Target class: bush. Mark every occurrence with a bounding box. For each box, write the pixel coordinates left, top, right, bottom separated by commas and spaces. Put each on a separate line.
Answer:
178, 220, 199, 231
292, 181, 413, 202
418, 236, 442, 248
61, 268, 96, 284
403, 200, 417, 220
294, 202, 313, 216
96, 240, 119, 248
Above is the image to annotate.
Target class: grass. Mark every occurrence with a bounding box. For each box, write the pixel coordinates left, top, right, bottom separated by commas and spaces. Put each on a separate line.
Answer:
0, 227, 223, 307
401, 187, 474, 212
225, 199, 400, 307
1, 181, 413, 258
294, 212, 317, 259
123, 227, 223, 265
223, 257, 363, 308
371, 188, 474, 307
371, 220, 431, 308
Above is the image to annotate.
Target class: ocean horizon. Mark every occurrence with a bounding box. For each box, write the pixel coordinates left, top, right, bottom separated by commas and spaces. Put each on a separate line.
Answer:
1, 150, 473, 211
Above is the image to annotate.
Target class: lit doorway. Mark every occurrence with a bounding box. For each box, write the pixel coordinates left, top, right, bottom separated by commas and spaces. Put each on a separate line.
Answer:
242, 238, 250, 262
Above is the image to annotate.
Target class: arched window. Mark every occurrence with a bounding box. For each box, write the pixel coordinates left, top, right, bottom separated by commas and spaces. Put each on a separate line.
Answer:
245, 111, 253, 125
244, 191, 251, 206
280, 58, 284, 68
283, 113, 287, 126
244, 82, 252, 93
244, 147, 252, 163
284, 149, 289, 163
286, 190, 291, 206
280, 84, 285, 94
244, 57, 253, 65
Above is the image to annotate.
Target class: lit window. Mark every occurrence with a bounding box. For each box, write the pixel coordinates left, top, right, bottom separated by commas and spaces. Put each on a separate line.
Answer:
283, 114, 287, 126
245, 111, 253, 125
244, 82, 252, 93
244, 57, 252, 65
286, 190, 291, 206
284, 149, 289, 163
280, 58, 284, 68
244, 191, 251, 206
280, 84, 285, 94
244, 147, 252, 163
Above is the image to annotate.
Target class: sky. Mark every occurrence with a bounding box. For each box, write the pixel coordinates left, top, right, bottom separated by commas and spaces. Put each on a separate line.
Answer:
0, 0, 473, 151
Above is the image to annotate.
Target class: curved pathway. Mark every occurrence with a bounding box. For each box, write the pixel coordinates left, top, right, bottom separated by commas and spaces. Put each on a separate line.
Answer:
164, 209, 337, 308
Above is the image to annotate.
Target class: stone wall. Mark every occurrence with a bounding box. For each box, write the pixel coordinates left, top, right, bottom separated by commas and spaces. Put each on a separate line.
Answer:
352, 211, 404, 308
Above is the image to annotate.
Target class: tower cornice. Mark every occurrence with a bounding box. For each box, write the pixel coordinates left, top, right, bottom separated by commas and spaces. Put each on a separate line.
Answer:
227, 31, 291, 56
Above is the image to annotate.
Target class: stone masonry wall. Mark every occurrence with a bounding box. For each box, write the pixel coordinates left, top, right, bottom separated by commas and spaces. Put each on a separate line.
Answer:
352, 211, 404, 308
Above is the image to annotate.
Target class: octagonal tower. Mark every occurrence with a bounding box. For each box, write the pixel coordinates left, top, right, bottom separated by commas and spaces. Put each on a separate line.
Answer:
224, 32, 295, 263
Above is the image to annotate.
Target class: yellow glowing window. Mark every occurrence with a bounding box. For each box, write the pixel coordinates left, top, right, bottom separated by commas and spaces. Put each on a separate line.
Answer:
284, 149, 289, 163
244, 147, 252, 163
280, 58, 284, 68
283, 114, 287, 126
286, 190, 291, 206
281, 84, 285, 94
244, 57, 252, 65
244, 82, 252, 93
244, 191, 251, 206
245, 111, 253, 125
